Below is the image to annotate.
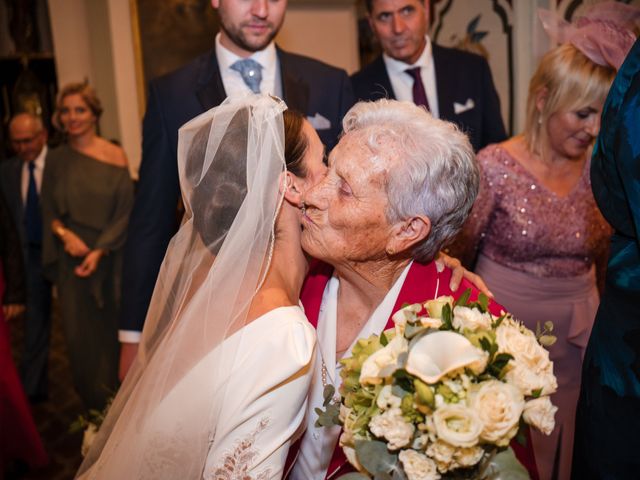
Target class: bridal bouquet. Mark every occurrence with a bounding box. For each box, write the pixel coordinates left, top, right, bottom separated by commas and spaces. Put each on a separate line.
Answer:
316, 290, 557, 480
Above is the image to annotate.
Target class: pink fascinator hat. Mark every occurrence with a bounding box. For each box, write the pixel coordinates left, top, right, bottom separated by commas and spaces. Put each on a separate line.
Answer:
539, 2, 640, 71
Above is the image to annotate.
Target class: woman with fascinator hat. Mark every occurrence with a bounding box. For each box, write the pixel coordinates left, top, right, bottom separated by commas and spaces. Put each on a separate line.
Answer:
448, 3, 640, 479
74, 95, 332, 479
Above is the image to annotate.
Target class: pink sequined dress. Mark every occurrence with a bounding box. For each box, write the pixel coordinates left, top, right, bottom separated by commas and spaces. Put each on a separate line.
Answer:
450, 144, 611, 480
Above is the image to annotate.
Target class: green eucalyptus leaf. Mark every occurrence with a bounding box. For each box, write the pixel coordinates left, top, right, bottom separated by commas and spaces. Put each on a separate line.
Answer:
531, 388, 543, 399
380, 331, 389, 347
483, 447, 530, 480
539, 335, 557, 347
323, 384, 336, 406
337, 474, 370, 480
355, 440, 398, 476
544, 321, 554, 332
374, 472, 393, 480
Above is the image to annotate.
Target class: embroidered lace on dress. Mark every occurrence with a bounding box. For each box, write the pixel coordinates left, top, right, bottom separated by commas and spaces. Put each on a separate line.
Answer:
206, 418, 273, 480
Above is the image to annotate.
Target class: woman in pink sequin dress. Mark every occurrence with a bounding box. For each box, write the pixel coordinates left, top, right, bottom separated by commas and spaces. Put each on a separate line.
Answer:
450, 44, 613, 480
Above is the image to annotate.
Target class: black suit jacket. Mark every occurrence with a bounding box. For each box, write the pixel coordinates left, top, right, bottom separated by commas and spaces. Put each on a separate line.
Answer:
350, 44, 506, 151
121, 47, 355, 332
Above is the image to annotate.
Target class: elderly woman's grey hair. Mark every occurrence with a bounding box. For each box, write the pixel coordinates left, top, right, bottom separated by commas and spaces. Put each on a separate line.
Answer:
342, 100, 479, 263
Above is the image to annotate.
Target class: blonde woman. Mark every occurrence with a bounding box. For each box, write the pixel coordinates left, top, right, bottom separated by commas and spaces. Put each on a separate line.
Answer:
42, 83, 133, 411
448, 5, 640, 478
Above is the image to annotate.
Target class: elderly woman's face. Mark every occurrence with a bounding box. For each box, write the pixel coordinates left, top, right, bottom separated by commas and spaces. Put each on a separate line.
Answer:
546, 100, 603, 159
300, 132, 396, 264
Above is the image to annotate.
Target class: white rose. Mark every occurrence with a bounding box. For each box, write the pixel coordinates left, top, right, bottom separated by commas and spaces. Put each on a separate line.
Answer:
426, 440, 455, 472
399, 449, 441, 480
523, 396, 557, 435
453, 445, 485, 468
360, 334, 408, 384
376, 385, 403, 410
424, 296, 454, 320
369, 407, 415, 450
452, 306, 493, 331
469, 380, 524, 446
432, 404, 483, 448
496, 319, 551, 373
504, 361, 558, 396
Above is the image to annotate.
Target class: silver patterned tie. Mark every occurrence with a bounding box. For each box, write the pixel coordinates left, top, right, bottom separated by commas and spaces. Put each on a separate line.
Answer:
230, 58, 263, 94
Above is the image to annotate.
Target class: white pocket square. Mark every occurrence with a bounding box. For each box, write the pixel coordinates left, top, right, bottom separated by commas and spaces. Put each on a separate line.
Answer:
307, 113, 331, 130
454, 99, 475, 115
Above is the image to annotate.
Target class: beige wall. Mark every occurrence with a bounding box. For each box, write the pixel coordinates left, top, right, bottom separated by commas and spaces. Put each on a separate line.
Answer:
277, 2, 359, 74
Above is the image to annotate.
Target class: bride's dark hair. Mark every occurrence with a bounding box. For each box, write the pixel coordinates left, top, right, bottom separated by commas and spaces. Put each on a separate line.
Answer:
188, 107, 308, 252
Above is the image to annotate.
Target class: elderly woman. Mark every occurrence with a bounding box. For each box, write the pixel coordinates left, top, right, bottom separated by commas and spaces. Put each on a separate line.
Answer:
42, 82, 133, 410
289, 99, 537, 480
447, 8, 638, 477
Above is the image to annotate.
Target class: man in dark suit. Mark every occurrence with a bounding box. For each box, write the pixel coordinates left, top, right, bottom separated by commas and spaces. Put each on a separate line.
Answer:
0, 113, 52, 401
119, 0, 355, 377
351, 0, 506, 151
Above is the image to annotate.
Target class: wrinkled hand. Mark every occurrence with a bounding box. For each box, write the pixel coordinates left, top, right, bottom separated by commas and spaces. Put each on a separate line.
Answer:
437, 251, 493, 298
2, 303, 25, 320
119, 342, 139, 382
74, 249, 104, 277
63, 230, 90, 257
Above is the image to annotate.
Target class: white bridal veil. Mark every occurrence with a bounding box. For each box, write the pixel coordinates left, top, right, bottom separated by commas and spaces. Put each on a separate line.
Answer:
77, 95, 288, 479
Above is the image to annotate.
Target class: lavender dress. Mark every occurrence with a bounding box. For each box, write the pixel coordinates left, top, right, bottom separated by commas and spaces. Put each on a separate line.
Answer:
450, 144, 611, 480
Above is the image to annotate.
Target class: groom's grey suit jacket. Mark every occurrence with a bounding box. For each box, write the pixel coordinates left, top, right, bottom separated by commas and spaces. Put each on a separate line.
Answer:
120, 46, 355, 333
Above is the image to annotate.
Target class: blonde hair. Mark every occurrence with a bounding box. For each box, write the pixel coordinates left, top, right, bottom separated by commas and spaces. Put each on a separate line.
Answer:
53, 82, 103, 131
524, 43, 615, 154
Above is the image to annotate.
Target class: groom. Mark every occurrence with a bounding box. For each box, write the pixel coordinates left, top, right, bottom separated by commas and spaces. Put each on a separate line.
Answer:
290, 99, 537, 479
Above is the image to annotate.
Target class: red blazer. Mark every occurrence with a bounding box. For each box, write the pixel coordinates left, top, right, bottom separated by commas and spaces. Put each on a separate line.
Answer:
294, 260, 538, 480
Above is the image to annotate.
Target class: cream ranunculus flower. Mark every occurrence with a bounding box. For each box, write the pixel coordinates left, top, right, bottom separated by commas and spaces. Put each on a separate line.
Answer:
424, 296, 454, 320
523, 396, 557, 435
452, 306, 492, 331
399, 449, 441, 480
432, 404, 483, 448
359, 334, 408, 384
469, 380, 524, 446
369, 407, 415, 450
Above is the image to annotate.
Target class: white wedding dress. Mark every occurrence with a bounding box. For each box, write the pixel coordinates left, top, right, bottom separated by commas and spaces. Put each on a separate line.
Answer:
80, 306, 315, 480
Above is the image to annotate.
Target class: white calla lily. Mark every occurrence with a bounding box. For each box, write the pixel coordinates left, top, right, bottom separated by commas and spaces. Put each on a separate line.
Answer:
406, 331, 489, 384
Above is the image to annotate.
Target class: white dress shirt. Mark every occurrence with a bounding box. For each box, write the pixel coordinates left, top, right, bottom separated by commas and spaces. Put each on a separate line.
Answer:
290, 264, 411, 480
21, 146, 47, 204
215, 33, 282, 98
383, 36, 439, 119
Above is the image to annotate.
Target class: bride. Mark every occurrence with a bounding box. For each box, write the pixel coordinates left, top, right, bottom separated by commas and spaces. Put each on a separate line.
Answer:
76, 95, 326, 479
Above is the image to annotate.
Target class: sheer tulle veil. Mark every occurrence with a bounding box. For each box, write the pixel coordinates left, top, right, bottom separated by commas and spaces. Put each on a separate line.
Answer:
77, 95, 288, 478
